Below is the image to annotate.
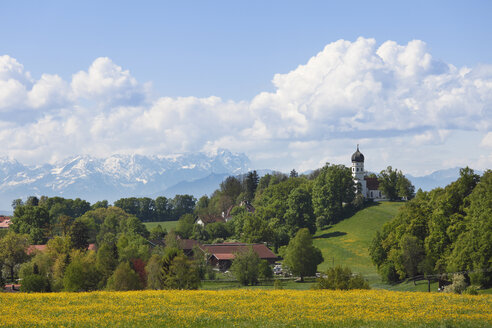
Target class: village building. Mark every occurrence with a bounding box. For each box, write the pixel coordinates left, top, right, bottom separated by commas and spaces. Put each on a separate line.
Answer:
196, 215, 226, 226
199, 243, 277, 271
198, 201, 255, 226
351, 145, 384, 200
0, 216, 12, 229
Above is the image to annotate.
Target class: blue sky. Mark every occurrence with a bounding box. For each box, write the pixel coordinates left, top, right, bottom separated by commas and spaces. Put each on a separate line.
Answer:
0, 1, 491, 175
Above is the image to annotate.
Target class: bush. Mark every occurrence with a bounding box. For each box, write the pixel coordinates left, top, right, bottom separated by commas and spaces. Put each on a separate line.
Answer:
379, 262, 399, 283
443, 274, 468, 294
163, 255, 200, 290
20, 274, 50, 292
259, 260, 273, 280
274, 279, 284, 289
205, 265, 216, 280
316, 216, 329, 229
63, 252, 102, 292
106, 262, 142, 291
315, 266, 370, 290
463, 286, 479, 295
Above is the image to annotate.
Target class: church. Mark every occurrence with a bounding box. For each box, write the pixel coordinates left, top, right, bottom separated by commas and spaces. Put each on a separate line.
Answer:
351, 145, 383, 199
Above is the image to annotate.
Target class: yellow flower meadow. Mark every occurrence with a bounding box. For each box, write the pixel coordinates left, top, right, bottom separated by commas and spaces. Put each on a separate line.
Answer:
0, 289, 491, 327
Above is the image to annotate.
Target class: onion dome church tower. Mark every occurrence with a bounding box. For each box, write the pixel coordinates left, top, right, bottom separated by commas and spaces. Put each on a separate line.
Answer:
351, 145, 367, 197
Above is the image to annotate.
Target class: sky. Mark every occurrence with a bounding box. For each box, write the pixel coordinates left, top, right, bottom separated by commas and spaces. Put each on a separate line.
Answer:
0, 0, 491, 175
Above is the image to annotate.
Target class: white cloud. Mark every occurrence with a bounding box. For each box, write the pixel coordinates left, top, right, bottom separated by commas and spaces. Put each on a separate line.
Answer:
27, 74, 70, 109
0, 78, 27, 111
481, 132, 492, 148
71, 57, 148, 106
0, 38, 491, 174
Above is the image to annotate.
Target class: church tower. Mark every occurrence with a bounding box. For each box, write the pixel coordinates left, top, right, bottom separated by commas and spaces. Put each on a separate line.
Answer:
351, 145, 367, 196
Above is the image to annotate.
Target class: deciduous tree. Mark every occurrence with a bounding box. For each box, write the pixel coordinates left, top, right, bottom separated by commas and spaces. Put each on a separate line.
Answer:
283, 228, 323, 282
230, 247, 260, 286
0, 232, 30, 282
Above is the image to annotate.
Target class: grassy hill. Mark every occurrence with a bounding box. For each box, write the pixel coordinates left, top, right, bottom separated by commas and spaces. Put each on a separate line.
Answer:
144, 220, 178, 231
313, 201, 403, 283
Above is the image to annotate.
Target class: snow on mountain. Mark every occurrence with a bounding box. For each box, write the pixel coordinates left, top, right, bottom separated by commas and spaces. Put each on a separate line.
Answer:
0, 149, 251, 210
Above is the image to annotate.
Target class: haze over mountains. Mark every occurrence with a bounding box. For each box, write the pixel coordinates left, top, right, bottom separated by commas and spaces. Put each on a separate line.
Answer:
0, 149, 476, 213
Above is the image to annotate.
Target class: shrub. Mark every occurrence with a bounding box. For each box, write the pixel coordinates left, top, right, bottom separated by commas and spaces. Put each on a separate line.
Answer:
20, 274, 50, 292
316, 216, 329, 229
274, 279, 284, 289
259, 260, 273, 280
63, 252, 101, 292
163, 255, 200, 290
463, 285, 479, 295
443, 274, 468, 294
379, 262, 399, 283
315, 266, 370, 290
106, 262, 142, 291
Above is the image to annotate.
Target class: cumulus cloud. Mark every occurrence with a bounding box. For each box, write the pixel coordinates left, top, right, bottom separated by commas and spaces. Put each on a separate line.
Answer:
0, 38, 491, 173
71, 57, 148, 106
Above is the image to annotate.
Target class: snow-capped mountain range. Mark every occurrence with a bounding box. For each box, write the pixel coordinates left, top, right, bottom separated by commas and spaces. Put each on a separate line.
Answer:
0, 149, 251, 211
0, 148, 480, 213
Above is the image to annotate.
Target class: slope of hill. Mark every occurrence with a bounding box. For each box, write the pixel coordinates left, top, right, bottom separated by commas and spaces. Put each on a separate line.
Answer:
313, 202, 403, 281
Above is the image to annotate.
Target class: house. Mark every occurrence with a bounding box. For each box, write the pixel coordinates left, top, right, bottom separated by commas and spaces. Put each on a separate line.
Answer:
177, 238, 201, 257
196, 215, 225, 226
0, 216, 12, 229
223, 201, 255, 221
199, 243, 277, 271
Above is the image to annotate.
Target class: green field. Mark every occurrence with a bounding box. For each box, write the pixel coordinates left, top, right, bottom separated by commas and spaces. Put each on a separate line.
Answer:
144, 220, 178, 231
313, 201, 403, 277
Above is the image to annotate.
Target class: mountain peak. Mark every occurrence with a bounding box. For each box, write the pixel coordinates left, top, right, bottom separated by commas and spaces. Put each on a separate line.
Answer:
0, 150, 251, 209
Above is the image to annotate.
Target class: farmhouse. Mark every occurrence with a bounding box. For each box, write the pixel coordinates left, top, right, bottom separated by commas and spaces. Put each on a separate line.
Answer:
200, 243, 277, 271
223, 201, 255, 221
196, 215, 225, 226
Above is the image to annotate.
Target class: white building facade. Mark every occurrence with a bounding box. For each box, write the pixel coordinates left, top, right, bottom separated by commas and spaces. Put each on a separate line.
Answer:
351, 145, 383, 200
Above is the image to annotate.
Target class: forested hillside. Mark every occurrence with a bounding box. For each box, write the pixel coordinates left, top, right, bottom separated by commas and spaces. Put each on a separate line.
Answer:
370, 168, 492, 288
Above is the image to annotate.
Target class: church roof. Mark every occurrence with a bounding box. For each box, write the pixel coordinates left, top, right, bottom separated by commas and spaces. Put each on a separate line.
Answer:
351, 145, 364, 163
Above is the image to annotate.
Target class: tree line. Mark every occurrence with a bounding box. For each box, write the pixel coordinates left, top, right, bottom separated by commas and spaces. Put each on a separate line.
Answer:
8, 194, 196, 244
369, 168, 492, 288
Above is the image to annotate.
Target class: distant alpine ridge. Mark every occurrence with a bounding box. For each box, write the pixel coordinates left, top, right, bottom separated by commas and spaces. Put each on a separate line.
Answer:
0, 149, 251, 210
0, 149, 478, 213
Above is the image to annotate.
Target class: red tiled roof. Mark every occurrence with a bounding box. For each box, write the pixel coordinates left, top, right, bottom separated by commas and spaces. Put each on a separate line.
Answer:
0, 217, 12, 229
212, 253, 235, 260
178, 239, 200, 250
200, 243, 277, 260
365, 177, 380, 190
